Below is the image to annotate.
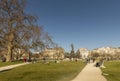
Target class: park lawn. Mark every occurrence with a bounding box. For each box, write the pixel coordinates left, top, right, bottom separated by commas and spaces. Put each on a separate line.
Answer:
0, 61, 86, 81
0, 61, 23, 67
101, 60, 120, 81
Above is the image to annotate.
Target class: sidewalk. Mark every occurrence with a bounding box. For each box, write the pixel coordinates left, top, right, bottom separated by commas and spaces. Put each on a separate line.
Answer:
0, 62, 29, 72
71, 63, 107, 81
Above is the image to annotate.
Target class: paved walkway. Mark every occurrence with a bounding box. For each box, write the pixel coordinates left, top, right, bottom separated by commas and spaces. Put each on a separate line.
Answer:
72, 63, 107, 81
0, 62, 29, 72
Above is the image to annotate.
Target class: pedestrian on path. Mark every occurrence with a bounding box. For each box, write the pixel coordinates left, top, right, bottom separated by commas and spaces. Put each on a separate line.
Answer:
23, 57, 27, 62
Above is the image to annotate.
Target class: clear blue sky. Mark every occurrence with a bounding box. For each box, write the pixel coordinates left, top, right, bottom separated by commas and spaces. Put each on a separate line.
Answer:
27, 0, 120, 52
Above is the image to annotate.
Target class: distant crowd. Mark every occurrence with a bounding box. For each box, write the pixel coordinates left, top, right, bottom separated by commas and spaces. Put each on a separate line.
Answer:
1, 56, 37, 63
85, 57, 104, 67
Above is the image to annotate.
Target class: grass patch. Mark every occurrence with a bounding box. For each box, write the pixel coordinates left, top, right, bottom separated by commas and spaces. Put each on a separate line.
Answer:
0, 61, 23, 67
101, 60, 120, 81
0, 61, 86, 81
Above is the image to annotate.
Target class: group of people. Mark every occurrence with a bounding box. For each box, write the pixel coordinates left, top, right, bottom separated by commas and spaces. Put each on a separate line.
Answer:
85, 57, 96, 63
85, 57, 104, 67
23, 57, 37, 63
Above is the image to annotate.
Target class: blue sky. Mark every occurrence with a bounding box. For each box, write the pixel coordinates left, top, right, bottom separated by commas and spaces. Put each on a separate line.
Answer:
27, 0, 120, 52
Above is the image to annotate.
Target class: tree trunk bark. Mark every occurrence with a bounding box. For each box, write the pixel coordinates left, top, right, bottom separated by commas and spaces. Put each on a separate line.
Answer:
6, 32, 14, 62
6, 42, 13, 62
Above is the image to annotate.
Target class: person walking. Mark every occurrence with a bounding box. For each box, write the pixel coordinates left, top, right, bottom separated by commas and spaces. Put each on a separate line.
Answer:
23, 57, 27, 62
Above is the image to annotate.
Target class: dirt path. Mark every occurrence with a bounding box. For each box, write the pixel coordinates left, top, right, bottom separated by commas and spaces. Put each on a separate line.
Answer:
0, 62, 29, 72
71, 63, 107, 81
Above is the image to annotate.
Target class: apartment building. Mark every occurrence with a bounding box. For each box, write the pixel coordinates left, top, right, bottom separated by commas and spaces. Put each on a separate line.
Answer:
77, 48, 89, 59
40, 48, 65, 60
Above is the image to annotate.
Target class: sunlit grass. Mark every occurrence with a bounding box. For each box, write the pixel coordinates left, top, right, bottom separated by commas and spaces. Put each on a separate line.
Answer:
0, 61, 86, 81
101, 60, 120, 81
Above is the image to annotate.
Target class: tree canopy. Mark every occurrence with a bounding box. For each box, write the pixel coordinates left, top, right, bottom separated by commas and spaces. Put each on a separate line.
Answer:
0, 0, 55, 62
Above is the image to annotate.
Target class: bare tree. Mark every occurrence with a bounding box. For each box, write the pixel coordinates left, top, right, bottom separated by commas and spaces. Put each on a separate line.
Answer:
0, 0, 56, 62
0, 0, 42, 62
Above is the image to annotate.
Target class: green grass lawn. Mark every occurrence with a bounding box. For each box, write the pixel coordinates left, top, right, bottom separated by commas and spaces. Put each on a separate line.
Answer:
0, 61, 86, 81
0, 61, 23, 67
101, 60, 120, 81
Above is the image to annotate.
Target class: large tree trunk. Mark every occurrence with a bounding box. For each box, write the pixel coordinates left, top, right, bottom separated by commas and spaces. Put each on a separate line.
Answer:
6, 32, 14, 62
6, 42, 13, 62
